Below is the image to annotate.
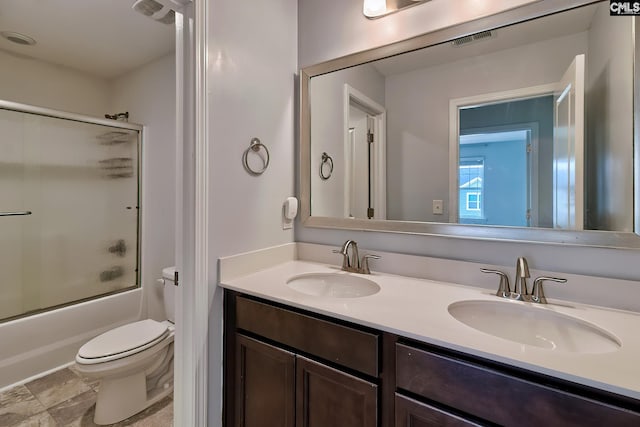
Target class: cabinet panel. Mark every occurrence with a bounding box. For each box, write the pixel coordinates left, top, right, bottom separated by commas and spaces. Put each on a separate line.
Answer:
396, 343, 640, 427
236, 296, 379, 376
296, 356, 377, 427
235, 334, 295, 427
395, 394, 482, 427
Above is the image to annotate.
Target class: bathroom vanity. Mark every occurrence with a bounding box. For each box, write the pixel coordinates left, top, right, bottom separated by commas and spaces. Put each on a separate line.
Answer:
220, 251, 640, 427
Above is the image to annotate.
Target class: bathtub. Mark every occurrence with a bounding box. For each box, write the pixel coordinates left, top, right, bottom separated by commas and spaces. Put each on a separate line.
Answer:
0, 288, 142, 390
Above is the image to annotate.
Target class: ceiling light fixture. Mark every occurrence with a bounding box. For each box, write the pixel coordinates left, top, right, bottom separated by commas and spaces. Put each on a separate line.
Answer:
0, 31, 37, 46
363, 0, 430, 19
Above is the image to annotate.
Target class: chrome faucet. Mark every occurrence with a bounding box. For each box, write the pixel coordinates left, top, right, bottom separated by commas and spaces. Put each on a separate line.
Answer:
333, 240, 380, 274
481, 257, 566, 304
513, 257, 530, 300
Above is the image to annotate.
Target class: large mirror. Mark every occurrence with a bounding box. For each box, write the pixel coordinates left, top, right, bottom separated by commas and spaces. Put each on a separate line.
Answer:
301, 0, 640, 247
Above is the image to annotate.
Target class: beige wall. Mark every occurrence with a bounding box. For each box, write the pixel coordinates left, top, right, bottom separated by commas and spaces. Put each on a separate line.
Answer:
0, 49, 110, 117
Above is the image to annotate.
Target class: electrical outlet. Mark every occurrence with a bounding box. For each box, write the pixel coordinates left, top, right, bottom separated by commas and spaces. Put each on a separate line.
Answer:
433, 200, 443, 215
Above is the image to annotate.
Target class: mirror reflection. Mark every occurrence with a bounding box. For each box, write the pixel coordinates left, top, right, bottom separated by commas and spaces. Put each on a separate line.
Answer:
309, 1, 634, 232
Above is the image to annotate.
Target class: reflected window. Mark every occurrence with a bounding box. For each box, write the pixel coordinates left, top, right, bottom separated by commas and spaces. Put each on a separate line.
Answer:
459, 158, 484, 220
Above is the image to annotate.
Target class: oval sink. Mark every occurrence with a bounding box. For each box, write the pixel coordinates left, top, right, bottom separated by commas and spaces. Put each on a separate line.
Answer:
287, 273, 380, 298
448, 300, 621, 354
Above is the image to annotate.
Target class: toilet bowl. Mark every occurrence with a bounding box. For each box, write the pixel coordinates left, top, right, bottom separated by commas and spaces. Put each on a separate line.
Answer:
75, 267, 176, 425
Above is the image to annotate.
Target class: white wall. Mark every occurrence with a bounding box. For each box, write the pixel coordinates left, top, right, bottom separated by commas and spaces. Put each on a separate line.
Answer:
385, 32, 587, 222
0, 49, 110, 117
207, 0, 298, 425
310, 65, 385, 217
297, 0, 640, 281
585, 3, 634, 231
111, 53, 176, 321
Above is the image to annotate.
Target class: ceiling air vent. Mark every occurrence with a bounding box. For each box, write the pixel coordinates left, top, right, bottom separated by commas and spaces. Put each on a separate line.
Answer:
452, 30, 495, 47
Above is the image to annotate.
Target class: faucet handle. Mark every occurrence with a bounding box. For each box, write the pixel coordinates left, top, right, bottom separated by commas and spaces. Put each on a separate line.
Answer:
480, 268, 511, 298
530, 276, 566, 304
360, 254, 381, 274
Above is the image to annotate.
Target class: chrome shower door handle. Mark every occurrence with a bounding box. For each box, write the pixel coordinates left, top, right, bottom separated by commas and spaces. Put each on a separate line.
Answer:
0, 211, 32, 217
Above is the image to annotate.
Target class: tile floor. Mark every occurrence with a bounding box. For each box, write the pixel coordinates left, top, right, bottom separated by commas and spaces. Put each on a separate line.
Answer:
0, 366, 172, 427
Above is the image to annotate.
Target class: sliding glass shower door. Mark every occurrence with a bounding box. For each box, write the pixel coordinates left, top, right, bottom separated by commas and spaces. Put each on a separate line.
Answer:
0, 105, 140, 322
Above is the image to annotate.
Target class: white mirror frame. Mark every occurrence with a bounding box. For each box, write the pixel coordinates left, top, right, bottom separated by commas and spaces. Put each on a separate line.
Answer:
300, 0, 640, 249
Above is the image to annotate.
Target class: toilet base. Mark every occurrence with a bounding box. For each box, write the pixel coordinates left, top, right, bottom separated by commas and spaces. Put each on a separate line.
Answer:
93, 371, 173, 425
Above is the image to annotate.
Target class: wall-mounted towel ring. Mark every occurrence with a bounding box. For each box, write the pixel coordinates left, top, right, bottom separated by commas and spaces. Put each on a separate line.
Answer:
243, 137, 270, 175
320, 152, 333, 180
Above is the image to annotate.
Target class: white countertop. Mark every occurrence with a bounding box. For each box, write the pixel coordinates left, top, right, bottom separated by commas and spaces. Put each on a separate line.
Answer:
220, 259, 640, 400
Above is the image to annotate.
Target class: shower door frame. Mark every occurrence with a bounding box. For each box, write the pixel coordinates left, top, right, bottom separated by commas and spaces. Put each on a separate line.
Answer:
0, 99, 144, 321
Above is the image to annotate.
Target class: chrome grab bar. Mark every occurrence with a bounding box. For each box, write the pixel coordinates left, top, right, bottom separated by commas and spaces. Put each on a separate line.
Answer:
0, 211, 32, 217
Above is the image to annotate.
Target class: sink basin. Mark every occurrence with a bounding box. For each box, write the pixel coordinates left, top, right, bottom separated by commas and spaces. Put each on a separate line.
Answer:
448, 300, 621, 354
287, 273, 380, 298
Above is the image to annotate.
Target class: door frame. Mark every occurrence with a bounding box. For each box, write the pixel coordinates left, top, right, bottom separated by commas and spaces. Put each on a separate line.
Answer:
449, 83, 555, 223
174, 0, 210, 425
343, 84, 387, 220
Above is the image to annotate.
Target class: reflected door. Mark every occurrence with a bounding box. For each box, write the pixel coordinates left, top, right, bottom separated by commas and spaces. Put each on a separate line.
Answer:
553, 54, 585, 230
346, 105, 371, 219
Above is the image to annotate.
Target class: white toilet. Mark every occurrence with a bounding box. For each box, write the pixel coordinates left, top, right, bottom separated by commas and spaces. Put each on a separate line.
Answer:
75, 267, 176, 425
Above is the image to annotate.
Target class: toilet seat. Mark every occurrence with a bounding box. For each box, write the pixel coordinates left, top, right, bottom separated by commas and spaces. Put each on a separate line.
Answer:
77, 319, 170, 365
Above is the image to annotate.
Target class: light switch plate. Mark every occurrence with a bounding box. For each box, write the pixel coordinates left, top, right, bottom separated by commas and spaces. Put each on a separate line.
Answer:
433, 200, 443, 215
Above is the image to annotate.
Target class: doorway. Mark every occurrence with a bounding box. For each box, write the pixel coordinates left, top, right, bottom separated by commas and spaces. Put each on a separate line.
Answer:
458, 125, 538, 227
343, 84, 387, 220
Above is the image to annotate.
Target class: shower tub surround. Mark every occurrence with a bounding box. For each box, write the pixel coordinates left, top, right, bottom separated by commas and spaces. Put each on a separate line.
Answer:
0, 365, 172, 426
219, 242, 640, 400
0, 289, 142, 390
0, 101, 143, 391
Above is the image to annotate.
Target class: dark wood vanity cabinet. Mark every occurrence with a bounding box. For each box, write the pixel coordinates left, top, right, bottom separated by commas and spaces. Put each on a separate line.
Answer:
395, 342, 640, 427
395, 394, 481, 427
224, 291, 640, 427
296, 356, 377, 427
225, 291, 380, 427
234, 335, 296, 427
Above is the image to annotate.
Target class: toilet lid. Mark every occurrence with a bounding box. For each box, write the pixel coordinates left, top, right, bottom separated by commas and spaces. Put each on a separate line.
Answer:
79, 319, 169, 359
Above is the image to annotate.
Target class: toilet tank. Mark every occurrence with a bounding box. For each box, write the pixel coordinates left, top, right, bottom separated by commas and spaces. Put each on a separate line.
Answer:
162, 267, 176, 323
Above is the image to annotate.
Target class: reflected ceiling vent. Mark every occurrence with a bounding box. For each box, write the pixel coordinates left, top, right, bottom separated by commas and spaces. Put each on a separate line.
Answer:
452, 30, 495, 47
1, 31, 36, 46
132, 0, 189, 25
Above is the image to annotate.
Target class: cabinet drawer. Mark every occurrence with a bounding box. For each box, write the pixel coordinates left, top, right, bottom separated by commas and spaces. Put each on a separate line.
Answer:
235, 296, 379, 376
396, 343, 640, 427
395, 394, 482, 427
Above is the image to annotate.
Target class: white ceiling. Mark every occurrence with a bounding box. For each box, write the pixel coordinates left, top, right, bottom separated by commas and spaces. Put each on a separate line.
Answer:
373, 3, 599, 77
0, 0, 175, 80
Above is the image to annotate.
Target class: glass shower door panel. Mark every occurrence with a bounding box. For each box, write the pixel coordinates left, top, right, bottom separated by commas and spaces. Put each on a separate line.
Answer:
0, 109, 32, 319
0, 108, 140, 322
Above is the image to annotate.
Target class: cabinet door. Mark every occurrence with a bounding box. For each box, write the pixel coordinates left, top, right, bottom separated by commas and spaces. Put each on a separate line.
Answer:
395, 394, 482, 427
235, 334, 295, 427
296, 356, 377, 427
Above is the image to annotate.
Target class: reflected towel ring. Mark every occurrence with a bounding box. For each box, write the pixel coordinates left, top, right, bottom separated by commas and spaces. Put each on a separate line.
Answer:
320, 152, 333, 180
243, 137, 270, 175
